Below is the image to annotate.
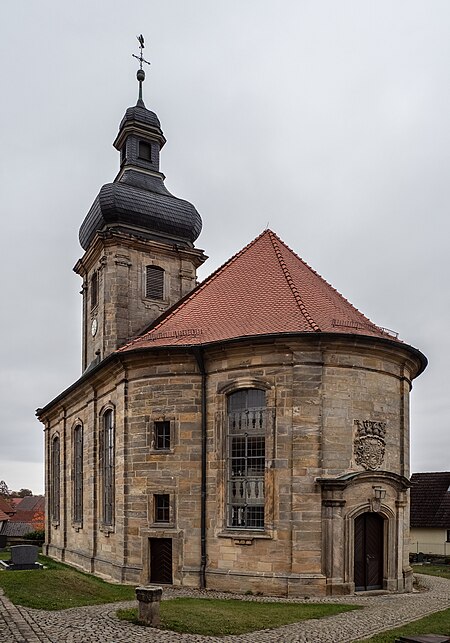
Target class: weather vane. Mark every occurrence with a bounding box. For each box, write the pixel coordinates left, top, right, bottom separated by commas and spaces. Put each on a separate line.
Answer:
132, 35, 150, 106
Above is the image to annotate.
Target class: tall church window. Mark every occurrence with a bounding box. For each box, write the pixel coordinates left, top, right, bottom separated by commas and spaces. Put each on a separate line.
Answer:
227, 389, 266, 529
90, 271, 98, 309
73, 424, 83, 524
51, 435, 60, 524
101, 409, 114, 527
145, 265, 164, 300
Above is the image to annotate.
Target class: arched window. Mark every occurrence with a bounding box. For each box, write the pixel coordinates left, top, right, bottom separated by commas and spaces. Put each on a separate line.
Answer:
51, 435, 60, 523
90, 271, 98, 309
73, 424, 83, 524
227, 389, 266, 529
145, 265, 164, 300
101, 409, 114, 526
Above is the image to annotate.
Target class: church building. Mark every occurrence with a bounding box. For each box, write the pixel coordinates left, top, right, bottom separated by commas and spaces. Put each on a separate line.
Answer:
37, 53, 427, 596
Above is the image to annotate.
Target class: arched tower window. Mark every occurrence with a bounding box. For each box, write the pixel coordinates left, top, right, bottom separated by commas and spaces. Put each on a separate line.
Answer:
73, 424, 83, 524
90, 271, 98, 309
227, 389, 266, 529
145, 265, 164, 300
101, 409, 114, 527
51, 435, 60, 524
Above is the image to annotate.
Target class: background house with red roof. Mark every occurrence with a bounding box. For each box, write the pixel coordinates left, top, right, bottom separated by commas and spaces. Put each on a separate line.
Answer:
0, 495, 45, 542
410, 472, 450, 556
37, 67, 426, 596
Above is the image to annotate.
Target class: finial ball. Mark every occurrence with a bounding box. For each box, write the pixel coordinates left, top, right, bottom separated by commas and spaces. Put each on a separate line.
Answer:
137, 69, 145, 82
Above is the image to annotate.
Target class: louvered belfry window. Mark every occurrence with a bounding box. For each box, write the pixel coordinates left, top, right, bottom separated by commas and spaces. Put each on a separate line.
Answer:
227, 389, 266, 530
145, 265, 164, 300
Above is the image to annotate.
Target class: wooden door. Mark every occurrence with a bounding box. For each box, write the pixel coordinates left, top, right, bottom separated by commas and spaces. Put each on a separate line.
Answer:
354, 513, 384, 591
150, 538, 173, 584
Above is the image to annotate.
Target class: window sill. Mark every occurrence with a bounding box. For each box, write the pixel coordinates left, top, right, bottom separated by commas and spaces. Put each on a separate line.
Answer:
72, 522, 83, 532
151, 522, 175, 529
218, 530, 272, 544
100, 524, 114, 536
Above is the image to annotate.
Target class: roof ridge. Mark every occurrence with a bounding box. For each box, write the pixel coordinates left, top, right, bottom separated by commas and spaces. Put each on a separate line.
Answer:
269, 231, 383, 333
119, 229, 271, 351
268, 231, 320, 332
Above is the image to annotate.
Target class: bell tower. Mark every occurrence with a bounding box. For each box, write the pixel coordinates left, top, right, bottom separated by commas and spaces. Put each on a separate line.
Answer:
74, 37, 207, 371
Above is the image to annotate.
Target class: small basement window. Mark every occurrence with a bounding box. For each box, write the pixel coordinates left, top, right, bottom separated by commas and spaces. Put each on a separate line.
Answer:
145, 265, 164, 300
138, 141, 152, 162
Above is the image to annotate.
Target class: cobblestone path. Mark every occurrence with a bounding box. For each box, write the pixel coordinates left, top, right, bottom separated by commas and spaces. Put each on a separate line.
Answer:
1, 574, 449, 642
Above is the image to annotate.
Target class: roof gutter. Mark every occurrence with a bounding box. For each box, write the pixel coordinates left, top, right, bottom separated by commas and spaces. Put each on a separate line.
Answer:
192, 347, 207, 589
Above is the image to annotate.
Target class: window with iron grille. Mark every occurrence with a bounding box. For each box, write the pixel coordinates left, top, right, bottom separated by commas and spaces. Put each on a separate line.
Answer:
51, 435, 60, 523
138, 140, 152, 162
154, 421, 171, 450
145, 265, 164, 300
227, 389, 265, 529
101, 410, 114, 526
73, 424, 83, 524
154, 494, 170, 523
90, 271, 98, 309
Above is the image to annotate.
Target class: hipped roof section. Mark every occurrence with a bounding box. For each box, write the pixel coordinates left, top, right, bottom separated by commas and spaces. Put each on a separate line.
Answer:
119, 229, 395, 352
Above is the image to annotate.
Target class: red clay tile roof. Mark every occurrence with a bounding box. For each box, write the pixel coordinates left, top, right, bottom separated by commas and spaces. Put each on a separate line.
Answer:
410, 472, 450, 528
0, 497, 15, 516
0, 509, 10, 522
120, 229, 396, 352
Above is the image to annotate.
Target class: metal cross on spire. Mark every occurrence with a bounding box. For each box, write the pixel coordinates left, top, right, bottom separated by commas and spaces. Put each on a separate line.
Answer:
132, 34, 150, 107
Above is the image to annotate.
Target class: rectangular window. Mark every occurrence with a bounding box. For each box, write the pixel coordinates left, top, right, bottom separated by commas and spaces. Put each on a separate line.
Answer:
154, 421, 171, 450
102, 410, 114, 527
138, 140, 152, 162
154, 494, 170, 523
145, 265, 164, 300
73, 425, 83, 524
447, 530, 450, 543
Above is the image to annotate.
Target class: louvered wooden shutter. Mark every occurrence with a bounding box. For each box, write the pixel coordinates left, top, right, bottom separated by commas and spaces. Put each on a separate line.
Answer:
145, 265, 164, 299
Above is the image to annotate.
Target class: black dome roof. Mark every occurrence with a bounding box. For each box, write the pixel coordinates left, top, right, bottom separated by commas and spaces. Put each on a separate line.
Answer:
79, 180, 202, 250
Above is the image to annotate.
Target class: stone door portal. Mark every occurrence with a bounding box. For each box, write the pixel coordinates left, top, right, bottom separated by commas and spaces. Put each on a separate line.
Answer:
354, 512, 384, 591
150, 538, 173, 584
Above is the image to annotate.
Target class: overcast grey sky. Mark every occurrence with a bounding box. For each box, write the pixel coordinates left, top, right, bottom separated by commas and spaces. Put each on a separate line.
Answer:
1, 1, 449, 494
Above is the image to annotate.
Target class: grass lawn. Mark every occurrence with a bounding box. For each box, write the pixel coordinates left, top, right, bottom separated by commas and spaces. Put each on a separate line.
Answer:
412, 563, 450, 580
0, 553, 135, 609
118, 598, 359, 636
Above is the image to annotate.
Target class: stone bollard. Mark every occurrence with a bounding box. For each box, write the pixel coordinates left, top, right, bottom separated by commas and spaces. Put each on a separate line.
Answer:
135, 586, 163, 626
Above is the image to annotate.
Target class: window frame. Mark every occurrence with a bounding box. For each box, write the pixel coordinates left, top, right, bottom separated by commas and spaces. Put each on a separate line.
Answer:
154, 494, 170, 523
154, 420, 171, 451
72, 423, 83, 526
138, 140, 152, 162
90, 271, 98, 310
51, 434, 60, 525
100, 408, 115, 529
226, 388, 266, 531
144, 265, 165, 300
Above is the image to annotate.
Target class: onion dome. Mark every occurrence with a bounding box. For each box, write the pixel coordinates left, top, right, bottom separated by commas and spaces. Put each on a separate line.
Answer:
79, 61, 202, 250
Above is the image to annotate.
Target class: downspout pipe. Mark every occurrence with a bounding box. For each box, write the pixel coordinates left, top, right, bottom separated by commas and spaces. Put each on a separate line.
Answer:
193, 347, 207, 589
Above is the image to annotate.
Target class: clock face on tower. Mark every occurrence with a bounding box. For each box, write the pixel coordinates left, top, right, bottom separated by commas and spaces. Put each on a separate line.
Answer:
91, 318, 98, 337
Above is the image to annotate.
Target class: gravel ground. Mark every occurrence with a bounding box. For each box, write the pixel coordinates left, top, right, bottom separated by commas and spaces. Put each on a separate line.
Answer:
1, 573, 449, 642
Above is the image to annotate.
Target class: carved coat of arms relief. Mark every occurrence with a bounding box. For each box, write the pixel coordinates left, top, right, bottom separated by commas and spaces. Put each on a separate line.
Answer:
353, 420, 386, 470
